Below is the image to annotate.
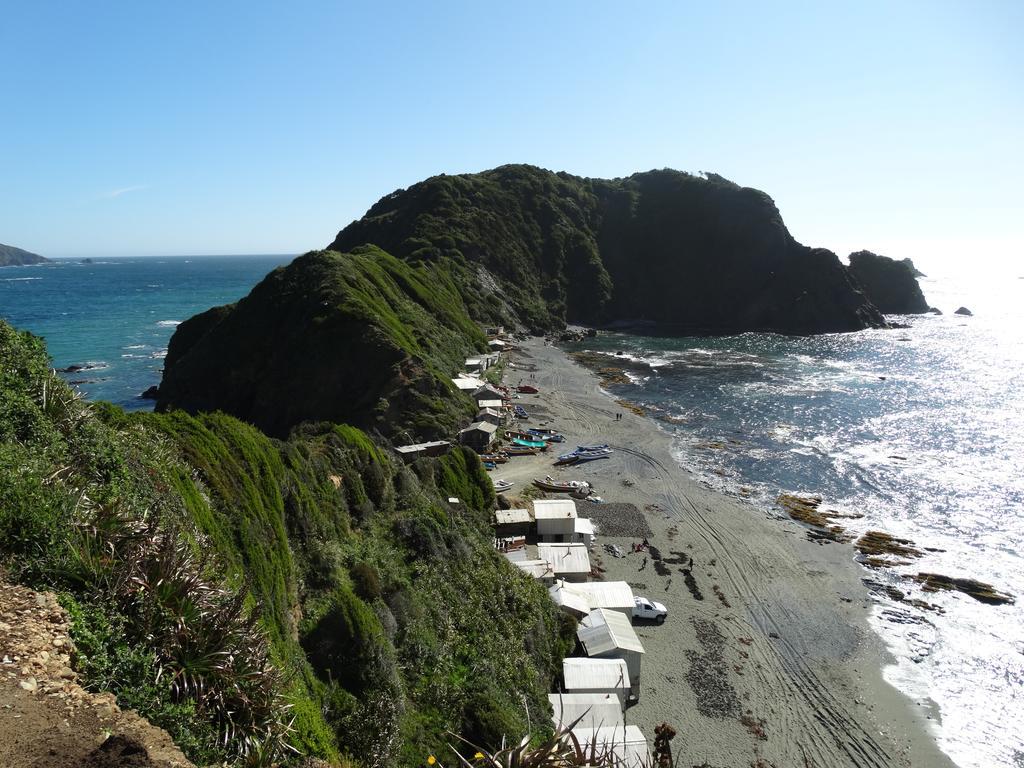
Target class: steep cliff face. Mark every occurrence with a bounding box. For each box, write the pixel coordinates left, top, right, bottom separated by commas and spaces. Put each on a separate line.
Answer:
156, 247, 485, 441
330, 165, 886, 335
0, 243, 49, 266
847, 250, 929, 314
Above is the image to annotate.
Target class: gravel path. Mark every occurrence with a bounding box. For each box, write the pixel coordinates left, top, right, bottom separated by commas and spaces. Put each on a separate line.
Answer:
0, 578, 192, 768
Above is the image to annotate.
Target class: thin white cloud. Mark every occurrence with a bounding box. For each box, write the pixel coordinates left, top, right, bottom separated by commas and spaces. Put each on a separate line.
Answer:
101, 185, 148, 199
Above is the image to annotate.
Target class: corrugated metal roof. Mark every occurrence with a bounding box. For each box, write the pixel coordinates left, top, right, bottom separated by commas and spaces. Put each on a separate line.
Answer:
533, 498, 577, 520
574, 518, 595, 535
573, 581, 635, 611
460, 421, 497, 435
537, 543, 590, 576
548, 693, 623, 730
562, 658, 630, 692
495, 508, 532, 526
452, 376, 484, 390
548, 581, 591, 617
512, 559, 553, 579
477, 399, 503, 409
573, 725, 648, 768
578, 609, 645, 655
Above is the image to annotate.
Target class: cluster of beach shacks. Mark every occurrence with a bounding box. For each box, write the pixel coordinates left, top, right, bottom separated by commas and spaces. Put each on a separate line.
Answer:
393, 332, 652, 764
495, 499, 649, 766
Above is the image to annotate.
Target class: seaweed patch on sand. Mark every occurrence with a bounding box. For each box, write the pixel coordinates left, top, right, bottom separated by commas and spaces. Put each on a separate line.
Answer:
685, 618, 739, 718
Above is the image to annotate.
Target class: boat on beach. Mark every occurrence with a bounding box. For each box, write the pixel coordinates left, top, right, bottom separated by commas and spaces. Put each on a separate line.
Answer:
532, 476, 592, 494
514, 405, 529, 419
480, 452, 509, 464
516, 384, 539, 394
527, 428, 565, 442
493, 479, 514, 493
557, 445, 613, 464
505, 445, 540, 456
512, 437, 547, 449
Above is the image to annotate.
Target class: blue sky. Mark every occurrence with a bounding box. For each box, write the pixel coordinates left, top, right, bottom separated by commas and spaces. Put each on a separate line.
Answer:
1, 1, 1021, 274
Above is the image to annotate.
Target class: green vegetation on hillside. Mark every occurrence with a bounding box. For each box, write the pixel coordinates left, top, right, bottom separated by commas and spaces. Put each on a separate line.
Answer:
157, 247, 486, 441
330, 164, 887, 335
1, 319, 574, 767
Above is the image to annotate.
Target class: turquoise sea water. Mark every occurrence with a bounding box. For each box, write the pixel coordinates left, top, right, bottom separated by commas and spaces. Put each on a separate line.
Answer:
2, 256, 1021, 767
0, 255, 293, 407
570, 272, 1024, 768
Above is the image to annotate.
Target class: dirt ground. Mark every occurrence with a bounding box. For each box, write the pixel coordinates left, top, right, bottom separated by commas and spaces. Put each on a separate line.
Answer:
0, 578, 191, 768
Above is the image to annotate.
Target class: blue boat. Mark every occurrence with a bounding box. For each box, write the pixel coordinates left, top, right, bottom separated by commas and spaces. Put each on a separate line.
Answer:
514, 405, 529, 419
512, 437, 546, 448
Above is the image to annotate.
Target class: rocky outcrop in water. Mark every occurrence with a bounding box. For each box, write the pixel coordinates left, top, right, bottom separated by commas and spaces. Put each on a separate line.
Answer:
0, 243, 49, 266
954, 306, 973, 316
329, 165, 886, 336
846, 251, 929, 314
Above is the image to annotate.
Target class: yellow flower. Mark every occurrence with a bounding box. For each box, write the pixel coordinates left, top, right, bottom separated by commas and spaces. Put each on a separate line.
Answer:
474, 753, 484, 760
427, 757, 436, 766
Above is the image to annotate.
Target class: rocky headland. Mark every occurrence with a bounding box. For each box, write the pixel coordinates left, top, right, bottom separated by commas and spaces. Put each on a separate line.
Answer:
0, 243, 49, 266
156, 247, 486, 440
330, 165, 888, 335
847, 250, 930, 314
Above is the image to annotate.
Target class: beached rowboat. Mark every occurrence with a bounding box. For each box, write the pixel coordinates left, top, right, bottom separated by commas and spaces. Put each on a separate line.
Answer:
532, 476, 592, 494
512, 437, 546, 449
504, 446, 540, 456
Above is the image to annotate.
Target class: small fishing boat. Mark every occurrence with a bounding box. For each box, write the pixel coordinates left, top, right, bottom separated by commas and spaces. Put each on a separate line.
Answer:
532, 476, 592, 494
505, 445, 540, 456
576, 444, 609, 452
514, 405, 529, 419
557, 446, 613, 462
512, 437, 546, 449
516, 384, 539, 394
505, 430, 536, 441
527, 428, 565, 443
554, 454, 580, 466
480, 453, 509, 464
573, 451, 611, 464
483, 461, 496, 470
493, 479, 515, 493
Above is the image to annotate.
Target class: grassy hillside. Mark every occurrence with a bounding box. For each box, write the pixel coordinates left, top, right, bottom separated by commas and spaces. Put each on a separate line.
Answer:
330, 164, 886, 335
157, 247, 485, 441
0, 319, 574, 767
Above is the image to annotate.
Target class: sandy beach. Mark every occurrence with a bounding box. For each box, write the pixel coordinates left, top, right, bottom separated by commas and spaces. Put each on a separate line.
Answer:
496, 337, 954, 768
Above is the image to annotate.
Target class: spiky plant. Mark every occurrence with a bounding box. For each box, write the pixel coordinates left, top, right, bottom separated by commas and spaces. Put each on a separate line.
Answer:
444, 716, 668, 768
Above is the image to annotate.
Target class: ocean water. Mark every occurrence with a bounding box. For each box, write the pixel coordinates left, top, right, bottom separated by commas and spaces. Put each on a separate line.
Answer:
0, 255, 294, 408
570, 272, 1024, 768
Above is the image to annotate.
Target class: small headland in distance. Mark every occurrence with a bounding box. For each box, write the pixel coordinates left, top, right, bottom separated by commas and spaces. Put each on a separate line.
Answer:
846, 250, 930, 314
0, 243, 50, 266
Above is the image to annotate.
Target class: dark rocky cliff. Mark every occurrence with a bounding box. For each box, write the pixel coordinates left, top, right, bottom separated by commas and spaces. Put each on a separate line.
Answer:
157, 247, 485, 440
330, 165, 886, 335
0, 243, 49, 266
847, 250, 929, 314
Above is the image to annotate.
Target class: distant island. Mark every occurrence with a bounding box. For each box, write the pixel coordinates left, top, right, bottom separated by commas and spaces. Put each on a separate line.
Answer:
0, 243, 49, 266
